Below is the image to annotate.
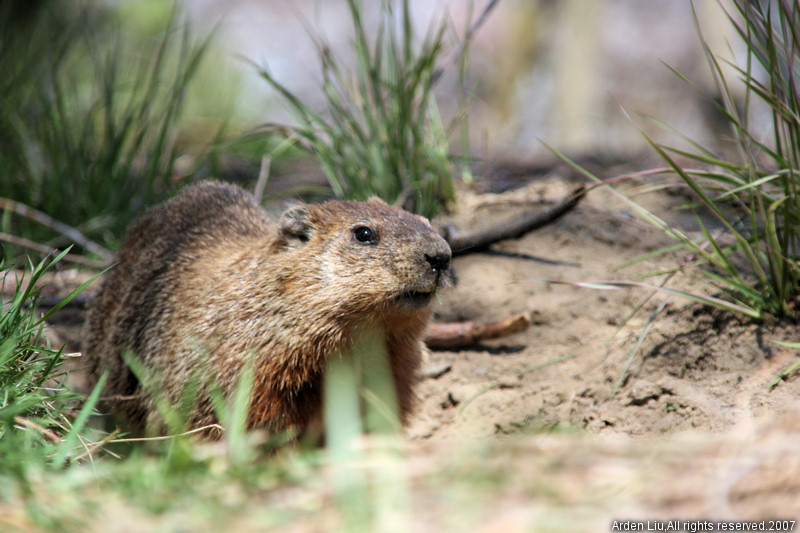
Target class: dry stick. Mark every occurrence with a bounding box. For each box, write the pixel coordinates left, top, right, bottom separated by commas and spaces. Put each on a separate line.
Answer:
0, 198, 113, 261
443, 185, 587, 256
108, 424, 226, 443
254, 156, 272, 204
14, 416, 62, 442
424, 312, 531, 348
73, 428, 122, 463
0, 232, 109, 269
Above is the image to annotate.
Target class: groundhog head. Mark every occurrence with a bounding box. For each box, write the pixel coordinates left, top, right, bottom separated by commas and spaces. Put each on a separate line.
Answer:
276, 197, 451, 315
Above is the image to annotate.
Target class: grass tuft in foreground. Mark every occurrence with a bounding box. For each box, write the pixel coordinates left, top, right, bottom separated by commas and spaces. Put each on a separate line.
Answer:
0, 250, 104, 503
0, 271, 414, 531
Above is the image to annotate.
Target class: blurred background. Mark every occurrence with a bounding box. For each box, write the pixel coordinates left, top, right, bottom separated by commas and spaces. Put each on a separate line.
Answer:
182, 0, 739, 159
1, 0, 743, 258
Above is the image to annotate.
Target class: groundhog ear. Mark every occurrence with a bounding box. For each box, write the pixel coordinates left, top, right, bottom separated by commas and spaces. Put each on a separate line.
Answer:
366, 196, 389, 206
278, 205, 312, 242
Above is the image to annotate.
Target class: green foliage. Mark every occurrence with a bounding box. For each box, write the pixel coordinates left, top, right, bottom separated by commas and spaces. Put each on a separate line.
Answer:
0, 3, 212, 256
0, 250, 104, 500
323, 325, 408, 531
554, 1, 800, 322
638, 0, 800, 320
0, 316, 410, 530
254, 0, 456, 218
768, 340, 800, 389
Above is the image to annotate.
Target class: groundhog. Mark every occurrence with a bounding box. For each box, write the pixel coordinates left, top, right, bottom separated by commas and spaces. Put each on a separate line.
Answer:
84, 181, 451, 436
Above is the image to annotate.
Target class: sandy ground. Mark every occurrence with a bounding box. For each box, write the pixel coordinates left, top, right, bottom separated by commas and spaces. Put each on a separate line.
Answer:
38, 172, 800, 528
408, 174, 800, 523
413, 176, 800, 440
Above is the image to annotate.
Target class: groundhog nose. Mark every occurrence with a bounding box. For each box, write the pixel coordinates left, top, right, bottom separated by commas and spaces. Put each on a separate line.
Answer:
425, 253, 450, 274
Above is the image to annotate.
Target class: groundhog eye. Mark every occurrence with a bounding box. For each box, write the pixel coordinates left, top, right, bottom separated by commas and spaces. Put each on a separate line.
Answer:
353, 226, 376, 244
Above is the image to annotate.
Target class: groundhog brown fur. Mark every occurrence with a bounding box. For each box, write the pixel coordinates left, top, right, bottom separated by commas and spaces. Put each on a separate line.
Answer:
83, 181, 451, 436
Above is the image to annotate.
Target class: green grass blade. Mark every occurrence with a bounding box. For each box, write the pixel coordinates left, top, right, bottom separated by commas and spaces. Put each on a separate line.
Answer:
531, 277, 762, 319
52, 370, 108, 467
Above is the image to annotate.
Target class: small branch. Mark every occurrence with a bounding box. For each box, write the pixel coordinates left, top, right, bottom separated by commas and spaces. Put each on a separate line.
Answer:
99, 393, 141, 402
424, 312, 531, 348
72, 428, 122, 463
108, 424, 225, 443
0, 232, 110, 269
442, 185, 587, 256
14, 416, 62, 442
0, 198, 113, 260
254, 156, 272, 204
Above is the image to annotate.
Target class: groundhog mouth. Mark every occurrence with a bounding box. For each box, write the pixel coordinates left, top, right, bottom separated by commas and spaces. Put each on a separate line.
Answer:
397, 288, 436, 309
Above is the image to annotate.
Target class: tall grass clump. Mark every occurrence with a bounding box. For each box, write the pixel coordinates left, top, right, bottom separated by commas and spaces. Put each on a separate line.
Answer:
0, 3, 211, 258
563, 1, 800, 321
646, 0, 800, 320
254, 0, 456, 219
0, 251, 104, 500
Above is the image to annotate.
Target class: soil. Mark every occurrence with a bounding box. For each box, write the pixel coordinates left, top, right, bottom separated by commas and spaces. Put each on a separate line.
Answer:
39, 171, 800, 527
410, 173, 800, 524
412, 176, 800, 442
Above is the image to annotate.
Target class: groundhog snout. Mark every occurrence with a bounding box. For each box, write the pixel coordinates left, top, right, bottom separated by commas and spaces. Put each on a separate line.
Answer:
424, 252, 450, 277
418, 235, 451, 285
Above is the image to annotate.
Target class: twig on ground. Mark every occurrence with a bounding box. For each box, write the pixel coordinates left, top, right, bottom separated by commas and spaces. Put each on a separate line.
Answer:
14, 416, 62, 442
73, 428, 122, 463
0, 232, 110, 269
440, 185, 587, 256
108, 424, 225, 443
424, 312, 531, 348
0, 198, 113, 260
